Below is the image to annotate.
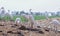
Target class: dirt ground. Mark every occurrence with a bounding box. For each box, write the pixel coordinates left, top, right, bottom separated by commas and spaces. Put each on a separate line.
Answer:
0, 18, 60, 36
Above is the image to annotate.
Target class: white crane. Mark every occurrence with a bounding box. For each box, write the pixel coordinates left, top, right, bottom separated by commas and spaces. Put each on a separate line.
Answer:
15, 18, 21, 24
50, 19, 60, 36
21, 9, 35, 36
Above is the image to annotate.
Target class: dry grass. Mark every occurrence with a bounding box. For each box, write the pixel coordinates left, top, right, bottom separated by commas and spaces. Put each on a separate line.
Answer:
0, 18, 60, 36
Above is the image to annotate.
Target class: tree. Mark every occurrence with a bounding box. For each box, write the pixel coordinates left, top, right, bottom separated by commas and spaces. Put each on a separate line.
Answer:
20, 11, 25, 15
16, 12, 19, 15
1, 7, 5, 14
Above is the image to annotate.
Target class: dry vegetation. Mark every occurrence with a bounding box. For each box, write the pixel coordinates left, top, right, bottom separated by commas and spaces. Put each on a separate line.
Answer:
0, 18, 60, 36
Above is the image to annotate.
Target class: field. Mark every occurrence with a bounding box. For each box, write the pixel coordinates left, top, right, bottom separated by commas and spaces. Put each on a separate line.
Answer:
0, 15, 60, 36
0, 18, 60, 36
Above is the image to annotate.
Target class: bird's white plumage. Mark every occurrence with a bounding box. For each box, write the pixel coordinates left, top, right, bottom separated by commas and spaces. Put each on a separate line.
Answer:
15, 18, 21, 23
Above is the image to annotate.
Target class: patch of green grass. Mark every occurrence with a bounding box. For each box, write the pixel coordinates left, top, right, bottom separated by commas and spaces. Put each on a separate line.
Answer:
1, 16, 11, 21
13, 16, 20, 21
1, 15, 60, 21
20, 16, 28, 22
34, 15, 46, 20
49, 16, 60, 18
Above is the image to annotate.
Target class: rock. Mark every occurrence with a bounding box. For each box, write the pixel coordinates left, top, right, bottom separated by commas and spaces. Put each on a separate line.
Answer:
45, 29, 49, 32
2, 33, 7, 36
18, 26, 27, 30
0, 31, 2, 32
17, 31, 24, 36
37, 26, 41, 28
7, 31, 13, 34
38, 30, 44, 34
57, 30, 60, 33
0, 24, 4, 26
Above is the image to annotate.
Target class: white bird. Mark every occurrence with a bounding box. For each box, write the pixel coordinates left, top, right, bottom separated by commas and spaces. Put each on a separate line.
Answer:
50, 19, 60, 25
15, 18, 21, 24
50, 19, 60, 35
